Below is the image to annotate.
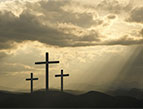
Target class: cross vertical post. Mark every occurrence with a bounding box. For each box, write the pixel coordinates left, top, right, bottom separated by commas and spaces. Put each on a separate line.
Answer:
46, 53, 49, 91
31, 73, 33, 93
61, 70, 63, 91
55, 69, 69, 91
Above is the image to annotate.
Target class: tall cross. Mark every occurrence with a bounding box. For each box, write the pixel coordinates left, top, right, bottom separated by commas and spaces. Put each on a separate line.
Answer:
26, 73, 38, 93
55, 69, 69, 91
35, 52, 59, 91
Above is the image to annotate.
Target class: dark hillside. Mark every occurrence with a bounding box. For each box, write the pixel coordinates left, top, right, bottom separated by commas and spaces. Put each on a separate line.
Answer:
0, 90, 143, 108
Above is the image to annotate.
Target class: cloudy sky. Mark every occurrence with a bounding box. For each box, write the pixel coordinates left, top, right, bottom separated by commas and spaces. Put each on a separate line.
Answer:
0, 0, 143, 92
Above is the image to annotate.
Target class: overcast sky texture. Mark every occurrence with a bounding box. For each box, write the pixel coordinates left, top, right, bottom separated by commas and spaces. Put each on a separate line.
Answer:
0, 0, 143, 92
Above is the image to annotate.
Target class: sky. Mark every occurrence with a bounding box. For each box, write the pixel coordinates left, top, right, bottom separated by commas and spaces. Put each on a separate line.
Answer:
0, 0, 143, 92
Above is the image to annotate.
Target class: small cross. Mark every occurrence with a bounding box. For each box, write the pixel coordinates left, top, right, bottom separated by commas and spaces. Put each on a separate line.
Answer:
26, 73, 38, 93
55, 69, 69, 91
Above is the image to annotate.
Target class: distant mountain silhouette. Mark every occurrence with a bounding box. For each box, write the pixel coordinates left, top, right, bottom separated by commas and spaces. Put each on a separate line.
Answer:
0, 90, 143, 108
107, 88, 143, 99
64, 89, 85, 95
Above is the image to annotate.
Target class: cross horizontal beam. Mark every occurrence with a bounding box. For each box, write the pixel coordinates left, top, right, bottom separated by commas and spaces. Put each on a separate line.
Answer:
35, 61, 60, 65
55, 74, 69, 77
26, 78, 38, 81
33, 78, 38, 80
35, 62, 46, 64
26, 78, 31, 81
49, 61, 60, 64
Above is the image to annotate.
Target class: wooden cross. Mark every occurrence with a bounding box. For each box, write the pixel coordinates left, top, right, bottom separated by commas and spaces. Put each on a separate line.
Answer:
26, 73, 38, 93
55, 69, 69, 91
35, 52, 59, 91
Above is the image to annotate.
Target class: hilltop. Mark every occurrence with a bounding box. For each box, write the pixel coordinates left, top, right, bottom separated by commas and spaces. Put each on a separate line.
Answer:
0, 90, 143, 108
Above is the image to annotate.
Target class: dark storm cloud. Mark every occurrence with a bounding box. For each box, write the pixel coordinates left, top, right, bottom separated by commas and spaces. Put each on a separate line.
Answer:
0, 0, 142, 50
0, 0, 103, 49
105, 35, 143, 45
0, 41, 14, 50
107, 14, 116, 19
38, 0, 100, 28
127, 7, 143, 23
140, 29, 143, 37
96, 0, 132, 14
0, 10, 101, 48
0, 52, 8, 61
0, 63, 36, 75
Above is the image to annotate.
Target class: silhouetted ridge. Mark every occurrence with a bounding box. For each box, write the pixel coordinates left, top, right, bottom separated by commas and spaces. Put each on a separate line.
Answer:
81, 91, 111, 97
107, 88, 143, 99
0, 90, 143, 108
78, 91, 116, 107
